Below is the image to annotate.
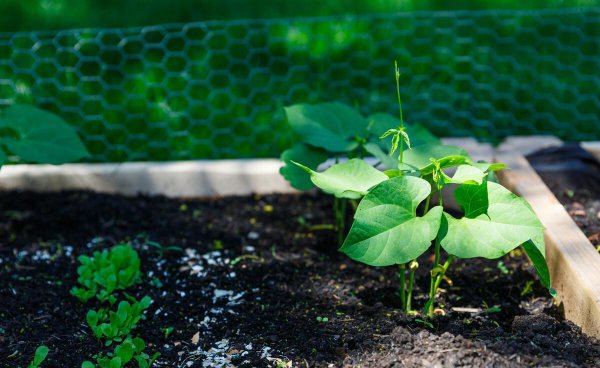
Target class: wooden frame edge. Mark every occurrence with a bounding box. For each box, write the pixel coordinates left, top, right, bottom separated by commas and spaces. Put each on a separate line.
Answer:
496, 136, 600, 338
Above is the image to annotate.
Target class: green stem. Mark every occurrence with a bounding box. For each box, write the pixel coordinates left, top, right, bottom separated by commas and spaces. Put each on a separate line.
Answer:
424, 194, 431, 214
338, 198, 347, 245
426, 255, 454, 318
394, 60, 405, 165
398, 264, 406, 311
407, 263, 415, 312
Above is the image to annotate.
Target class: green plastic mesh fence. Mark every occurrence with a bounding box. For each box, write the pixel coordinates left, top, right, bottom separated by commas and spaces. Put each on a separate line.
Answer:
0, 8, 598, 162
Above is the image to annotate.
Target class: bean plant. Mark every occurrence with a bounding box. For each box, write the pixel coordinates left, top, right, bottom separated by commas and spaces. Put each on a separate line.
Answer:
280, 86, 438, 243
295, 63, 553, 317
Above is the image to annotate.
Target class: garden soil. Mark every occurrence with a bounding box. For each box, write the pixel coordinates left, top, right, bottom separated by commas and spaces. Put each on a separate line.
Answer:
1, 190, 599, 367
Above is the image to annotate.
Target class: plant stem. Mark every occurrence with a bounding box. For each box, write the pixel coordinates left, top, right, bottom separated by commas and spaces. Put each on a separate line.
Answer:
398, 263, 406, 311
407, 262, 415, 312
394, 60, 405, 165
426, 255, 454, 318
338, 198, 347, 245
424, 194, 431, 214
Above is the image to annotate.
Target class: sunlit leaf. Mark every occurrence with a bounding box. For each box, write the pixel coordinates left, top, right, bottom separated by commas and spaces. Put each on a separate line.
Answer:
280, 143, 328, 190
293, 158, 388, 199
340, 176, 443, 266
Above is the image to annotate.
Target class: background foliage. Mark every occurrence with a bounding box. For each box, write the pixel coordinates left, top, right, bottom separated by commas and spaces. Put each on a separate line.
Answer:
0, 2, 598, 161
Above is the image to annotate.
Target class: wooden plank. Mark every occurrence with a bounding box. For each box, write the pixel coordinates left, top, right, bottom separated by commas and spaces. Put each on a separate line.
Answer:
581, 141, 600, 162
496, 137, 600, 338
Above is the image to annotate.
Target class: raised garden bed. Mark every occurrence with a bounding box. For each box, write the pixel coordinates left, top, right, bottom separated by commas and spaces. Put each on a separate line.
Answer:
496, 136, 600, 340
2, 138, 600, 367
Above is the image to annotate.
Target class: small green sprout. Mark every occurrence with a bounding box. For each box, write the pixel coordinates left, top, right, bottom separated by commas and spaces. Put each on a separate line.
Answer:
27, 345, 49, 368
497, 260, 509, 274
86, 296, 152, 346
161, 327, 174, 338
146, 240, 182, 257
316, 316, 329, 323
82, 337, 159, 368
70, 244, 142, 304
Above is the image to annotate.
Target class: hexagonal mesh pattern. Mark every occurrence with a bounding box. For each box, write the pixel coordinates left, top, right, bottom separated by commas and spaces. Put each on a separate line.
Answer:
0, 8, 598, 162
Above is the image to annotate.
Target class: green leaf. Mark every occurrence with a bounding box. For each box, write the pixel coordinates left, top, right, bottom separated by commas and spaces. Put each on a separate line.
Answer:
132, 337, 145, 352
0, 149, 6, 166
444, 165, 486, 185
115, 341, 134, 363
116, 301, 128, 323
139, 296, 152, 309
472, 161, 509, 172
400, 144, 471, 173
279, 143, 328, 190
109, 357, 121, 368
441, 182, 549, 280
293, 158, 388, 199
33, 345, 49, 365
82, 361, 96, 368
0, 104, 89, 164
522, 239, 552, 290
284, 102, 365, 152
340, 176, 443, 266
86, 310, 99, 327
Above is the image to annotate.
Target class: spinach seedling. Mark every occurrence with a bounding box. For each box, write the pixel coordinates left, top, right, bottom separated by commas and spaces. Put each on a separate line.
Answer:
82, 337, 160, 368
27, 345, 49, 368
295, 62, 554, 318
71, 244, 142, 305
86, 296, 152, 346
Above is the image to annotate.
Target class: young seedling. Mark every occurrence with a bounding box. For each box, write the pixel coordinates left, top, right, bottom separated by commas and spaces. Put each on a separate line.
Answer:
295, 62, 554, 317
81, 337, 160, 368
86, 296, 152, 346
71, 244, 142, 305
27, 346, 49, 368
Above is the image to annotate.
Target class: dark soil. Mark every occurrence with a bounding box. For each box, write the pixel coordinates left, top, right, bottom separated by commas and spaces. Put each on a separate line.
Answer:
528, 145, 600, 248
1, 190, 599, 367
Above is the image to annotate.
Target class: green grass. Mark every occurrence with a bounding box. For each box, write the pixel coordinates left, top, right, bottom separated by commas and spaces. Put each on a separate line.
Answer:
0, 0, 598, 32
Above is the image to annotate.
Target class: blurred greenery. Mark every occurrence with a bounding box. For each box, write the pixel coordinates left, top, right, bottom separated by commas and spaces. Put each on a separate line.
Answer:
0, 2, 598, 161
0, 0, 598, 32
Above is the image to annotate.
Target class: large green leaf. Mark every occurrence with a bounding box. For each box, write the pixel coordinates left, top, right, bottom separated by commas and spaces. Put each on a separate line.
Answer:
284, 102, 366, 152
293, 158, 388, 199
280, 143, 328, 190
400, 144, 471, 173
340, 176, 443, 266
440, 181, 551, 289
0, 104, 89, 164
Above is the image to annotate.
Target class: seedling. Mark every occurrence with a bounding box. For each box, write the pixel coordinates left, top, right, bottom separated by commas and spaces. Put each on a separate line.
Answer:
295, 62, 553, 318
27, 345, 49, 368
82, 337, 160, 368
86, 296, 152, 346
71, 244, 142, 304
280, 93, 439, 244
315, 316, 329, 323
161, 327, 174, 338
146, 240, 182, 258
